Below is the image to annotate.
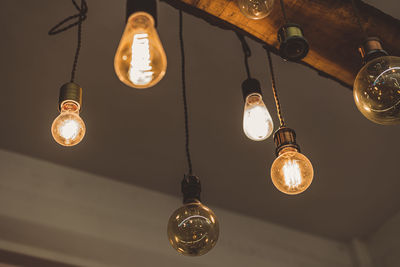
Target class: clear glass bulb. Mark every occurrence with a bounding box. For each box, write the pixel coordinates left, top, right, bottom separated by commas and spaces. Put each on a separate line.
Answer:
51, 101, 86, 146
354, 56, 400, 125
114, 12, 167, 89
271, 147, 313, 195
243, 93, 274, 141
167, 201, 219, 256
237, 0, 274, 20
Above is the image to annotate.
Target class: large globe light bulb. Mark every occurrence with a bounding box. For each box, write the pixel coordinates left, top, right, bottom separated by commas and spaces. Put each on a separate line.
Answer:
51, 101, 85, 146
237, 0, 274, 20
354, 55, 400, 125
243, 93, 273, 141
271, 127, 313, 195
271, 147, 313, 195
167, 201, 219, 256
114, 12, 167, 89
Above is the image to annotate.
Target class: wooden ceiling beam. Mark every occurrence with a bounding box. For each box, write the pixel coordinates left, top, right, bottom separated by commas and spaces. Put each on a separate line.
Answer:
161, 0, 400, 89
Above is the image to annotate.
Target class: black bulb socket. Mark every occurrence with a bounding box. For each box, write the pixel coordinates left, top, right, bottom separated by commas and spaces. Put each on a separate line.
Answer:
58, 82, 82, 111
359, 37, 388, 64
181, 175, 201, 204
278, 23, 309, 61
241, 78, 262, 101
273, 127, 300, 157
126, 0, 157, 26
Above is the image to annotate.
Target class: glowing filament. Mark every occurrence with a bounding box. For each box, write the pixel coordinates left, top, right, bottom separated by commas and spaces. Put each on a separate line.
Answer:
59, 119, 80, 140
282, 160, 302, 188
129, 33, 153, 85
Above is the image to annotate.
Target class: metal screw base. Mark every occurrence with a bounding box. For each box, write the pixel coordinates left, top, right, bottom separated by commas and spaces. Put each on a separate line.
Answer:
278, 23, 309, 61
58, 82, 82, 111
182, 175, 201, 204
273, 127, 300, 156
359, 37, 388, 64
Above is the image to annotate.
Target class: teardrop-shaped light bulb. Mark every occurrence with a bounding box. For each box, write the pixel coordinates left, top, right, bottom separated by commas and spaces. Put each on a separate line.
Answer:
243, 93, 274, 141
114, 12, 167, 89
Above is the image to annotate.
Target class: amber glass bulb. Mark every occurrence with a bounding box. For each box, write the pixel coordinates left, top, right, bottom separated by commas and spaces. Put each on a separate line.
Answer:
271, 147, 313, 195
243, 93, 274, 141
354, 56, 400, 125
237, 0, 274, 20
167, 201, 219, 256
51, 101, 85, 146
114, 12, 167, 89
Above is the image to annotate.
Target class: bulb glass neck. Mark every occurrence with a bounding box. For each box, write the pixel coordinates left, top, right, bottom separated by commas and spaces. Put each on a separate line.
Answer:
127, 12, 154, 29
246, 93, 263, 105
278, 146, 298, 156
60, 101, 80, 113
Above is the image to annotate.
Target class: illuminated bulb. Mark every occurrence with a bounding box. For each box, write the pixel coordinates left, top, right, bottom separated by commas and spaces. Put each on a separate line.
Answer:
51, 101, 85, 146
354, 56, 400, 124
114, 12, 167, 89
243, 93, 273, 141
237, 0, 274, 20
271, 147, 313, 195
167, 201, 219, 256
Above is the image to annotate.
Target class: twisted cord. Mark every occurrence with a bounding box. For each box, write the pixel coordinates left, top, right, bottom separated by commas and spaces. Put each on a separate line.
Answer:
350, 0, 368, 39
48, 0, 88, 83
179, 10, 193, 175
265, 48, 286, 127
279, 0, 288, 24
236, 33, 252, 79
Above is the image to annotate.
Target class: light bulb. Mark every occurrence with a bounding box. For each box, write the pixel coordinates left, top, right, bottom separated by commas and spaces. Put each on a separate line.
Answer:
271, 147, 313, 195
243, 93, 274, 141
237, 0, 274, 20
167, 201, 219, 256
354, 56, 400, 125
114, 12, 167, 89
51, 101, 85, 146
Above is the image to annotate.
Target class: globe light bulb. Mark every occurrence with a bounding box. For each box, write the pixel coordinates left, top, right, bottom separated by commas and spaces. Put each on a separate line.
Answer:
114, 11, 167, 89
51, 101, 85, 146
237, 0, 274, 20
167, 200, 219, 256
243, 93, 274, 141
271, 147, 313, 195
354, 55, 400, 125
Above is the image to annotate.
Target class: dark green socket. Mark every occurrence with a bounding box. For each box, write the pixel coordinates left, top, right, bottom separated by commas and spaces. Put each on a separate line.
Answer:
58, 82, 82, 110
278, 23, 309, 61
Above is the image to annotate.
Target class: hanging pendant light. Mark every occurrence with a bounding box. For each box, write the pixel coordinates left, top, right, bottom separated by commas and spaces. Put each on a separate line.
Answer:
350, 0, 400, 125
236, 33, 274, 141
167, 10, 219, 256
265, 48, 314, 195
114, 0, 167, 89
48, 0, 88, 147
277, 0, 309, 61
236, 0, 275, 20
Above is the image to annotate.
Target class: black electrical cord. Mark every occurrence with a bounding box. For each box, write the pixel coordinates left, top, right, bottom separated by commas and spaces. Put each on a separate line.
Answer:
179, 10, 193, 175
236, 33, 252, 79
265, 48, 286, 127
279, 0, 288, 24
48, 0, 88, 83
350, 0, 368, 39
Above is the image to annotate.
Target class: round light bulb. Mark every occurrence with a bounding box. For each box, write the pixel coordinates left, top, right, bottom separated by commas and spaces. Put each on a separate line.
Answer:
51, 102, 85, 146
114, 12, 167, 89
243, 93, 274, 141
167, 201, 219, 256
271, 147, 313, 195
236, 0, 274, 20
354, 56, 400, 125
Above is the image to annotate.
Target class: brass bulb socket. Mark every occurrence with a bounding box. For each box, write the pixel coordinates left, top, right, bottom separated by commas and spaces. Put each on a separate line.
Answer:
58, 82, 82, 111
278, 23, 309, 61
181, 175, 201, 204
273, 127, 300, 156
358, 37, 388, 64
